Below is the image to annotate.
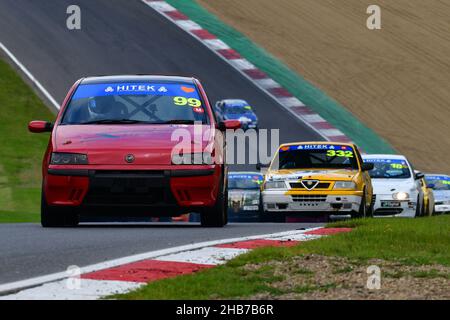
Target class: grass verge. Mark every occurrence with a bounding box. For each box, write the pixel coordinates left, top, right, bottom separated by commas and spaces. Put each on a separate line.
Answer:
114, 215, 450, 299
0, 58, 54, 223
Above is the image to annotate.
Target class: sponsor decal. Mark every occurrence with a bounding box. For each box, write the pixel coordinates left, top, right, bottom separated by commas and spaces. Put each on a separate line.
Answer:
279, 144, 354, 152
72, 83, 200, 100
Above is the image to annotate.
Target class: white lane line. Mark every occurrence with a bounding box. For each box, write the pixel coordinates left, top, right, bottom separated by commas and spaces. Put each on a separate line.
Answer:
0, 41, 60, 110
156, 247, 248, 265
1, 279, 141, 300
0, 228, 322, 296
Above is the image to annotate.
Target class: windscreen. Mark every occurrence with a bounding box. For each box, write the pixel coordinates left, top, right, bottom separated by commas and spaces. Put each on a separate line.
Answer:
364, 158, 411, 179
61, 82, 208, 125
271, 144, 359, 170
224, 104, 252, 115
425, 175, 450, 190
228, 174, 263, 189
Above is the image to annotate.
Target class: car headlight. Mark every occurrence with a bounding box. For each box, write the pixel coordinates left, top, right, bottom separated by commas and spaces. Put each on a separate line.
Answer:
333, 181, 356, 190
264, 181, 286, 190
252, 199, 259, 205
393, 192, 409, 201
171, 152, 213, 165
50, 153, 88, 165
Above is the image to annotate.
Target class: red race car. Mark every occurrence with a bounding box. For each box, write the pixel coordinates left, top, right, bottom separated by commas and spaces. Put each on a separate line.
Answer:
28, 75, 240, 227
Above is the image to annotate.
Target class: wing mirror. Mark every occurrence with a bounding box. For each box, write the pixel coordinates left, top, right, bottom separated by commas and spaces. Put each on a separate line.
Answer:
415, 171, 425, 180
256, 162, 270, 171
361, 162, 374, 171
28, 121, 53, 133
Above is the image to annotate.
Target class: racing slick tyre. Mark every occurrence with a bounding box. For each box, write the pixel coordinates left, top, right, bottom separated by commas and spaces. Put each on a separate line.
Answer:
351, 193, 367, 219
41, 192, 79, 227
367, 193, 375, 218
201, 179, 228, 227
415, 196, 422, 218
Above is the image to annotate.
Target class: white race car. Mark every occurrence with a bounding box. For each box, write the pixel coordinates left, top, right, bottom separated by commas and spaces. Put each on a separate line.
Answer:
425, 174, 450, 214
362, 154, 425, 217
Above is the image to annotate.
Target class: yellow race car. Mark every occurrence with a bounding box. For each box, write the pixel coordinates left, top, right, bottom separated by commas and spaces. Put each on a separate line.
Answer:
260, 142, 374, 219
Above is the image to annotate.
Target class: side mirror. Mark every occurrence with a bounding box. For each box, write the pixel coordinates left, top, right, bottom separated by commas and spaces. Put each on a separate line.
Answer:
361, 162, 374, 171
218, 120, 241, 131
28, 121, 53, 133
256, 163, 269, 171
415, 172, 425, 180
427, 183, 435, 189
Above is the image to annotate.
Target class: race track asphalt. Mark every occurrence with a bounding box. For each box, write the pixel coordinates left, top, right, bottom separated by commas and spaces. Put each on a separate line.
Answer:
0, 0, 326, 285
0, 222, 323, 284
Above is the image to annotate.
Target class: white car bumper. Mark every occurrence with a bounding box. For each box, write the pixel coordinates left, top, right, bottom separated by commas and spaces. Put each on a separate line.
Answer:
435, 204, 450, 213
262, 191, 361, 214
373, 194, 416, 218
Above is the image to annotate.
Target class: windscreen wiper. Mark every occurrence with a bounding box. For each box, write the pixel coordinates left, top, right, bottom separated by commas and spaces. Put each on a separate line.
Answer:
160, 120, 198, 124
78, 119, 152, 124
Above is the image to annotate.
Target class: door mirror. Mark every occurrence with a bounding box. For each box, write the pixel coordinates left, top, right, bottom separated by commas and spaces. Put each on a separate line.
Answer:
361, 162, 374, 171
28, 121, 53, 133
218, 120, 241, 131
256, 162, 269, 171
415, 172, 425, 180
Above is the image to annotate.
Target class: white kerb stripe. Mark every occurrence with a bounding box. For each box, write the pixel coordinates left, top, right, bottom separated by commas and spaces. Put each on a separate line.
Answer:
155, 247, 249, 265
321, 129, 345, 137
254, 78, 280, 89
174, 20, 202, 31
0, 279, 142, 300
302, 114, 327, 123
145, 1, 176, 12
203, 39, 230, 50
0, 42, 60, 110
228, 59, 255, 70
277, 97, 305, 108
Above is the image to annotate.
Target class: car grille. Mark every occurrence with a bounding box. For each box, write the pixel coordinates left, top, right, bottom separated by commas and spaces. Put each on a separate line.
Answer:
374, 208, 403, 215
289, 182, 331, 190
83, 170, 175, 206
291, 195, 327, 202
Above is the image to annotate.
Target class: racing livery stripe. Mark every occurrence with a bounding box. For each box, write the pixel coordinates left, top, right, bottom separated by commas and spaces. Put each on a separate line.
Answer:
0, 227, 351, 300
142, 0, 353, 144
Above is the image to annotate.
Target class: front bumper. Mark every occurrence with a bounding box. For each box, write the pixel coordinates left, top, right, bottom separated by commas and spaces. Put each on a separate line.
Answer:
435, 204, 450, 213
44, 166, 221, 215
262, 191, 362, 214
373, 195, 416, 218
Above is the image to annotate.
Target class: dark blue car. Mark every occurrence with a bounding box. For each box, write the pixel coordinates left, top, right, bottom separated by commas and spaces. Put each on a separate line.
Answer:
214, 99, 258, 130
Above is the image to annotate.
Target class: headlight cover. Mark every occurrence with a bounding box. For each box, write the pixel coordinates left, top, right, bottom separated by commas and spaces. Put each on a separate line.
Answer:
393, 192, 409, 201
50, 153, 88, 165
333, 181, 356, 190
264, 181, 287, 190
171, 152, 213, 165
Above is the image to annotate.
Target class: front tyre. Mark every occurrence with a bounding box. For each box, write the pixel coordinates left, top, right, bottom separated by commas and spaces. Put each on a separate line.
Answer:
41, 192, 79, 227
351, 194, 367, 219
201, 179, 228, 227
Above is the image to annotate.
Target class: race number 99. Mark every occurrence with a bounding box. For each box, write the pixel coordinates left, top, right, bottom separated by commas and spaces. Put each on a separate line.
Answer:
173, 96, 202, 107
